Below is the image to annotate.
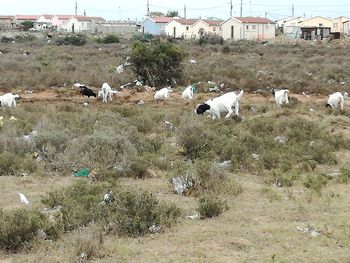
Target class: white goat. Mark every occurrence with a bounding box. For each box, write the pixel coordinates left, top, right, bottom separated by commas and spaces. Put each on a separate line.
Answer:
154, 87, 173, 100
100, 82, 113, 103
326, 91, 348, 110
273, 89, 289, 108
196, 90, 244, 119
0, 93, 19, 107
182, 85, 194, 100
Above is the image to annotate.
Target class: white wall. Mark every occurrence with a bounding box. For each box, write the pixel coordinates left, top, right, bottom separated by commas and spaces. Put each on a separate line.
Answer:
221, 18, 242, 40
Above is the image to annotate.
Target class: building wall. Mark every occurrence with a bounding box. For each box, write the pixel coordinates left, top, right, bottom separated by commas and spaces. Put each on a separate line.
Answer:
282, 17, 304, 33
65, 18, 93, 33
242, 23, 275, 40
221, 19, 242, 40
191, 21, 211, 38
141, 18, 163, 35
164, 20, 189, 38
332, 17, 349, 33
344, 21, 350, 36
300, 17, 332, 28
95, 22, 137, 34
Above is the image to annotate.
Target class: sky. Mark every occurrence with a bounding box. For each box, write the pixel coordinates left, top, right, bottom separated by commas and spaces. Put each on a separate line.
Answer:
2, 0, 350, 21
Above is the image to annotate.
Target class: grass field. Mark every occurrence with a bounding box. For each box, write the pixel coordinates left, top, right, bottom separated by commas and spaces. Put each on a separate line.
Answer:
1, 33, 350, 262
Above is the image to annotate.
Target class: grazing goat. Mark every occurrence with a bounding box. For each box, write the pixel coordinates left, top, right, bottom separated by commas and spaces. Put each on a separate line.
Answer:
100, 82, 113, 103
273, 89, 289, 108
182, 85, 194, 100
80, 87, 97, 98
154, 87, 173, 100
326, 92, 348, 110
196, 90, 244, 119
0, 93, 19, 107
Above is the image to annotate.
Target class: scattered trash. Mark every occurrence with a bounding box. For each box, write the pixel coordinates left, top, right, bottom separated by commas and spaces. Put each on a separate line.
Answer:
116, 64, 124, 74
120, 82, 132, 89
252, 153, 260, 160
137, 100, 144, 105
135, 81, 143, 86
209, 86, 220, 93
101, 190, 114, 205
296, 224, 321, 237
18, 192, 29, 205
25, 90, 33, 95
250, 106, 257, 113
10, 116, 17, 121
0, 116, 3, 126
144, 85, 156, 92
83, 102, 88, 106
306, 72, 313, 76
341, 81, 346, 85
327, 79, 336, 85
73, 168, 90, 177
302, 92, 310, 97
149, 224, 161, 233
189, 59, 197, 64
217, 160, 231, 169
328, 172, 340, 178
164, 121, 174, 131
21, 172, 28, 177
43, 205, 62, 213
22, 130, 37, 143
186, 211, 201, 220
36, 229, 47, 240
171, 173, 196, 195
309, 108, 315, 112
274, 136, 288, 144
98, 47, 102, 51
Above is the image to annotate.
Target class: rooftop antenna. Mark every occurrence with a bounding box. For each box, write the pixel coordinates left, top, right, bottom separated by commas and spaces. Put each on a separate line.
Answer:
240, 0, 243, 17
249, 1, 252, 16
147, 0, 149, 16
75, 1, 77, 16
230, 0, 233, 17
184, 4, 187, 19
292, 4, 295, 17
83, 9, 86, 16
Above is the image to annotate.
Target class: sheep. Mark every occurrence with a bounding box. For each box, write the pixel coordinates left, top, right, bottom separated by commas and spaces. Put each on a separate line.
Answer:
0, 93, 19, 107
326, 91, 348, 110
154, 87, 173, 100
196, 90, 244, 119
182, 85, 194, 100
100, 82, 113, 103
273, 89, 289, 108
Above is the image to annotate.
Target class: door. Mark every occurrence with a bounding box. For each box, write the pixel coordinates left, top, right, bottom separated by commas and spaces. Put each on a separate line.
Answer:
173, 27, 176, 38
231, 25, 234, 39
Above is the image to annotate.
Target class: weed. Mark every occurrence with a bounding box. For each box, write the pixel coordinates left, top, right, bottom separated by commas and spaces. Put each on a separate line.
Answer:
197, 195, 228, 219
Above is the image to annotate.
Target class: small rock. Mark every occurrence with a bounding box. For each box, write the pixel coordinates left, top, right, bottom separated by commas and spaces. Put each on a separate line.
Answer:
171, 173, 196, 195
252, 153, 259, 160
149, 224, 161, 233
217, 160, 231, 169
186, 211, 200, 220
274, 136, 288, 144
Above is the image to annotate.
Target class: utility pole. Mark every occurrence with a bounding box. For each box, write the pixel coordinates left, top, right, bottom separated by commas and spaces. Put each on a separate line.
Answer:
184, 4, 186, 19
265, 12, 267, 18
292, 4, 294, 17
250, 0, 252, 16
230, 0, 233, 18
119, 6, 121, 21
147, 0, 149, 16
75, 1, 78, 16
240, 0, 243, 17
83, 9, 86, 16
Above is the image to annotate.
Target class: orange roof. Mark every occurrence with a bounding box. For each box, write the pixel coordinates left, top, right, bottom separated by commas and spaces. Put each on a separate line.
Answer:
151, 16, 173, 23
16, 15, 39, 20
235, 17, 274, 24
173, 18, 199, 25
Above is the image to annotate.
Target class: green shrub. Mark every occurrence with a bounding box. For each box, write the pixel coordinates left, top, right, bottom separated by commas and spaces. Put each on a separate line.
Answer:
197, 195, 228, 219
130, 39, 185, 86
56, 35, 87, 46
303, 173, 329, 192
73, 231, 104, 261
97, 34, 120, 44
0, 152, 37, 176
337, 166, 350, 184
0, 209, 47, 251
101, 190, 181, 237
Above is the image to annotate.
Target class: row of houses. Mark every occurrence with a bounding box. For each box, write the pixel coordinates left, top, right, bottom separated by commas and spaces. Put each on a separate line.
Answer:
141, 16, 276, 41
276, 16, 350, 39
0, 14, 138, 34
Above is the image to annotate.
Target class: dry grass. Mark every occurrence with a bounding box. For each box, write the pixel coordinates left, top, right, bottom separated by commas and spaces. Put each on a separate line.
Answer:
1, 34, 350, 262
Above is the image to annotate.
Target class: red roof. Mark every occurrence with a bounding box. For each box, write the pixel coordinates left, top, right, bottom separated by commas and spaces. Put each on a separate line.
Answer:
73, 16, 105, 22
16, 15, 39, 20
235, 17, 274, 24
173, 18, 199, 25
41, 14, 54, 19
151, 16, 173, 23
56, 15, 73, 20
0, 15, 14, 19
202, 19, 224, 26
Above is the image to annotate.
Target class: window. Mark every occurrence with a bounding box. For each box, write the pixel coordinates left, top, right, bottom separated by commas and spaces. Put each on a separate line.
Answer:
186, 26, 189, 30
246, 25, 249, 30
252, 25, 256, 30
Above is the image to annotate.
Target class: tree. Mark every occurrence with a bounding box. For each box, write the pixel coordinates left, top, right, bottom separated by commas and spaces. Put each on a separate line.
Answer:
130, 40, 185, 87
166, 10, 179, 17
20, 21, 34, 31
148, 11, 164, 17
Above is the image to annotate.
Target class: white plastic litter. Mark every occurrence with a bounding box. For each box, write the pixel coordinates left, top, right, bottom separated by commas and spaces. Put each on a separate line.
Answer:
18, 192, 29, 205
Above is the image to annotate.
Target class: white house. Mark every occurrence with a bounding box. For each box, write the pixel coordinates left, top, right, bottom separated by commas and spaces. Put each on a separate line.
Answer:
344, 20, 350, 36
191, 19, 223, 38
34, 14, 55, 30
164, 18, 198, 39
221, 17, 243, 40
332, 16, 349, 33
235, 17, 275, 40
299, 16, 333, 28
63, 16, 105, 33
140, 16, 173, 35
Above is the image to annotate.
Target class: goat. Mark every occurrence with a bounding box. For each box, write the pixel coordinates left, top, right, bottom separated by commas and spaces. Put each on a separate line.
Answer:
273, 89, 289, 108
196, 90, 244, 119
0, 93, 19, 107
326, 91, 348, 110
100, 82, 113, 103
182, 85, 194, 100
154, 87, 173, 100
80, 87, 97, 98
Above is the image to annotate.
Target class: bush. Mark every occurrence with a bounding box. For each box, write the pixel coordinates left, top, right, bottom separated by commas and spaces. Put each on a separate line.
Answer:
97, 34, 120, 44
303, 173, 329, 192
56, 35, 87, 46
0, 209, 47, 251
101, 190, 181, 237
73, 231, 104, 261
0, 152, 37, 176
197, 195, 228, 219
130, 39, 185, 86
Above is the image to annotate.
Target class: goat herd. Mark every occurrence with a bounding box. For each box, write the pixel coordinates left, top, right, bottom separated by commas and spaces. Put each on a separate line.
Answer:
0, 83, 347, 119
